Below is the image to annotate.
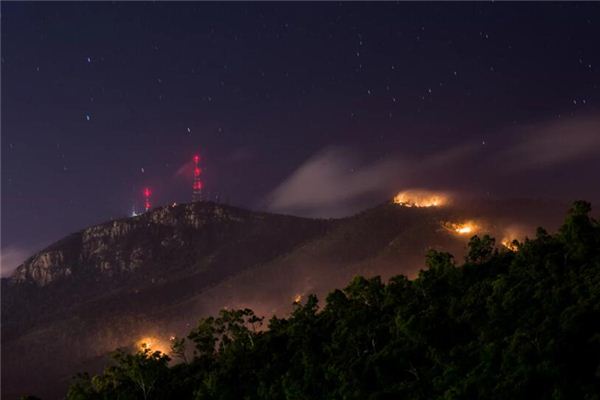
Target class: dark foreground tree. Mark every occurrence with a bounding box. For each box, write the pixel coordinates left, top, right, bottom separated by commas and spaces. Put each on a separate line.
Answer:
66, 201, 600, 400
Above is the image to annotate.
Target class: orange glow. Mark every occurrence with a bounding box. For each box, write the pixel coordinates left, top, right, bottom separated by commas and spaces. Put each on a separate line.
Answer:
137, 336, 170, 354
393, 189, 448, 208
501, 239, 519, 251
443, 221, 479, 235
293, 294, 302, 304
500, 226, 526, 252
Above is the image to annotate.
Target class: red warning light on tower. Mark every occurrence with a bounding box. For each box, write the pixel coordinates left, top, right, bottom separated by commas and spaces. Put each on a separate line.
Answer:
144, 187, 152, 212
192, 154, 203, 202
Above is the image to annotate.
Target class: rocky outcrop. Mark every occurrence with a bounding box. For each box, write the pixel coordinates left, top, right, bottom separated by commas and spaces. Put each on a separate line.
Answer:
12, 250, 71, 286
9, 201, 328, 287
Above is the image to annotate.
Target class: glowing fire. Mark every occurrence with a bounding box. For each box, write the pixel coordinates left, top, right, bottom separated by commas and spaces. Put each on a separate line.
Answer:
393, 189, 448, 208
293, 294, 303, 304
443, 221, 479, 235
456, 224, 474, 234
137, 336, 170, 354
500, 226, 526, 252
501, 239, 519, 251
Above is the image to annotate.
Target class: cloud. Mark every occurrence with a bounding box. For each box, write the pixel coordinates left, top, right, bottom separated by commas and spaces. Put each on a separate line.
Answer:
266, 148, 403, 217
0, 245, 32, 278
266, 115, 600, 218
498, 116, 600, 171
266, 145, 475, 218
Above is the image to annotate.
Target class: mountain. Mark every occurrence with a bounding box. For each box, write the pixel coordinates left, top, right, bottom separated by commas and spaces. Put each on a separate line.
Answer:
1, 199, 567, 399
65, 202, 600, 400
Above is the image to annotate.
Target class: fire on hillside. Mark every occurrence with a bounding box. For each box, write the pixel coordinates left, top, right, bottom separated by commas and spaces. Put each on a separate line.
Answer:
442, 221, 480, 235
136, 336, 173, 354
393, 190, 449, 208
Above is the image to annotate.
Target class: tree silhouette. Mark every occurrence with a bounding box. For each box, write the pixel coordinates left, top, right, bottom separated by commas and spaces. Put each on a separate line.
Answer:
65, 202, 600, 400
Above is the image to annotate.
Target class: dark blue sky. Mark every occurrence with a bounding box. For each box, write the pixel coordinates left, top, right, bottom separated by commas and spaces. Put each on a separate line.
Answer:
2, 2, 600, 267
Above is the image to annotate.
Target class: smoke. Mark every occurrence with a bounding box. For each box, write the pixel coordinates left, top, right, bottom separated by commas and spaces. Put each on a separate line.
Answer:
266, 115, 600, 218
266, 148, 404, 217
266, 145, 476, 218
0, 245, 32, 277
497, 116, 600, 171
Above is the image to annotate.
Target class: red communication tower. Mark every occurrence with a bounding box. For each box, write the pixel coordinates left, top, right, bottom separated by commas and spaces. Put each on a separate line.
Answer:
192, 154, 203, 202
144, 187, 152, 212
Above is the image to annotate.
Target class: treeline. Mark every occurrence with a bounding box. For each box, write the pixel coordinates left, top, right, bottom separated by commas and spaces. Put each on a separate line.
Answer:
65, 201, 600, 400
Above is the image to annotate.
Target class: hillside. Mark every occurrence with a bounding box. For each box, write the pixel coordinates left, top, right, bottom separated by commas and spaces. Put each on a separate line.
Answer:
2, 201, 330, 398
1, 198, 567, 399
65, 201, 600, 400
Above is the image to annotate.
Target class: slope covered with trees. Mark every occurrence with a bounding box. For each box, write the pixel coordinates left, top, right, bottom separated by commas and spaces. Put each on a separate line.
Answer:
65, 201, 600, 400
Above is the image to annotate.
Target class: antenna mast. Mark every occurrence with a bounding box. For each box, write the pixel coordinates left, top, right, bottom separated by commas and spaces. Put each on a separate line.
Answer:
144, 187, 152, 212
192, 154, 203, 202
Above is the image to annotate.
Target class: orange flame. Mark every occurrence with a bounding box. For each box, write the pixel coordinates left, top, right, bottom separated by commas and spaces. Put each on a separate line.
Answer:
393, 189, 448, 208
501, 239, 519, 251
500, 226, 526, 252
443, 221, 479, 235
137, 336, 170, 354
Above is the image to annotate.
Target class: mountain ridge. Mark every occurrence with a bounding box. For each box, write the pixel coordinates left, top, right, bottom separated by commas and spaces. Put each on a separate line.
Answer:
8, 201, 329, 287
1, 197, 570, 399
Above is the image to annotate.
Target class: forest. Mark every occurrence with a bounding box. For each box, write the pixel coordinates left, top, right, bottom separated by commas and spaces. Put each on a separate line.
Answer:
62, 201, 600, 400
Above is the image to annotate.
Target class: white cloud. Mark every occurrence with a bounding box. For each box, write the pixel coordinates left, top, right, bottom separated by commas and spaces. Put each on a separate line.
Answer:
265, 115, 600, 218
266, 147, 404, 217
266, 145, 475, 218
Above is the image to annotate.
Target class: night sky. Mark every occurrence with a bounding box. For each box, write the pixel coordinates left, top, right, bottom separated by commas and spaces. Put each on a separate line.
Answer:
2, 2, 600, 274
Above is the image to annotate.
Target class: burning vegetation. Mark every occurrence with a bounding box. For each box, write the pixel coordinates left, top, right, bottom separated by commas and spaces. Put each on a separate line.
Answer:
393, 189, 449, 208
136, 336, 171, 354
443, 221, 480, 236
501, 239, 519, 251
499, 226, 527, 252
